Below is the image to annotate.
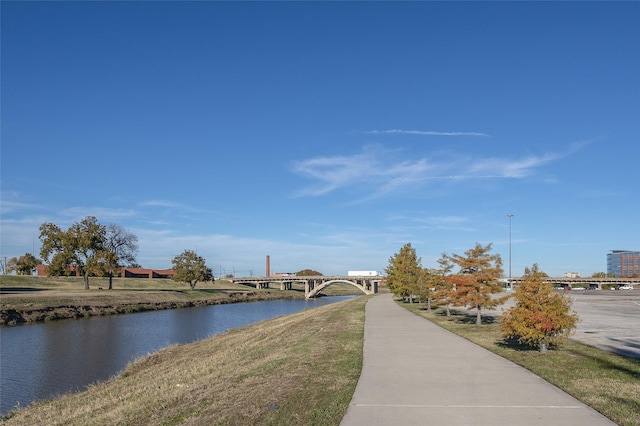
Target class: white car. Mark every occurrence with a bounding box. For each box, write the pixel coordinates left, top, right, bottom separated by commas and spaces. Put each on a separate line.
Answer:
619, 285, 634, 290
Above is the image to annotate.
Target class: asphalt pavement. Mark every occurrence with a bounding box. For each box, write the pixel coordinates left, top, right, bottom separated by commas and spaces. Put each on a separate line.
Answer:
340, 293, 615, 426
472, 289, 640, 359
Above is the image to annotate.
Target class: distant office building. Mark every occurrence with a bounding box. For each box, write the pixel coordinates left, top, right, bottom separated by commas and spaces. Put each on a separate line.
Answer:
607, 250, 640, 277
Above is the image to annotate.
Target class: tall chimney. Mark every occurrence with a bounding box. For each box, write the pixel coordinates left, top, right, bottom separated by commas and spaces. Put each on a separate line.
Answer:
266, 255, 270, 278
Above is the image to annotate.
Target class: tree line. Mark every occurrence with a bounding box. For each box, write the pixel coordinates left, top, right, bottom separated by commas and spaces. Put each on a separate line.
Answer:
12, 216, 319, 291
4, 253, 42, 276
38, 216, 139, 290
385, 242, 578, 353
10, 216, 213, 291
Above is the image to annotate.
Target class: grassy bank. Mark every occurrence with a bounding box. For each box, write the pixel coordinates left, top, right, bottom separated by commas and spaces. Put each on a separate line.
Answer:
401, 302, 640, 426
0, 276, 357, 325
2, 296, 367, 425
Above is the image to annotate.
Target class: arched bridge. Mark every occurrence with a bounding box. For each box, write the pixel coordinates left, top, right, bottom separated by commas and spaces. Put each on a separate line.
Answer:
229, 275, 382, 299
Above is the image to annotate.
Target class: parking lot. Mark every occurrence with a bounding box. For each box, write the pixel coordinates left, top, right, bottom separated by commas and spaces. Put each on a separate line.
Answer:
477, 289, 640, 358
568, 290, 640, 358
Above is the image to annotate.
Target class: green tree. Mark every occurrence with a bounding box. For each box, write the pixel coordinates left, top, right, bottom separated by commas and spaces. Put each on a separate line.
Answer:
501, 264, 578, 353
296, 269, 323, 276
15, 253, 41, 275
448, 242, 506, 325
102, 224, 138, 290
385, 243, 422, 303
39, 216, 106, 289
171, 250, 213, 290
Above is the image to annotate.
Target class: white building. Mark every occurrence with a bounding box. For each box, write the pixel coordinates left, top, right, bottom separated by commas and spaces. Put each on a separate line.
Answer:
347, 270, 379, 277
563, 272, 581, 278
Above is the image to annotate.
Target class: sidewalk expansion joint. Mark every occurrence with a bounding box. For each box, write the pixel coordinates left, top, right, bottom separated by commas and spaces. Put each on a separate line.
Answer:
350, 404, 584, 409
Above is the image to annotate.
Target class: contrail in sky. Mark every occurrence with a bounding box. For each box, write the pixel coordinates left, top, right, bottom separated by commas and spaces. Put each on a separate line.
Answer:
367, 129, 491, 137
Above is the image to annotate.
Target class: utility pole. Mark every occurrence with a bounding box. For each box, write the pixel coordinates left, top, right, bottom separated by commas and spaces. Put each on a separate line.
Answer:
507, 214, 514, 289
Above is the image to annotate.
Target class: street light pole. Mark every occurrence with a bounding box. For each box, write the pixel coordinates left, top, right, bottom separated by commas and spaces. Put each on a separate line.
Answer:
507, 214, 514, 289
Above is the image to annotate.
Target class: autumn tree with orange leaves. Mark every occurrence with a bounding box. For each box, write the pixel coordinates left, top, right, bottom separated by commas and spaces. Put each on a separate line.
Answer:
432, 253, 456, 316
501, 264, 578, 353
448, 243, 507, 325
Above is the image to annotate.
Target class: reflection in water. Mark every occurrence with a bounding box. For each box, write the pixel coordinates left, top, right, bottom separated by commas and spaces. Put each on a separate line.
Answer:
0, 296, 354, 415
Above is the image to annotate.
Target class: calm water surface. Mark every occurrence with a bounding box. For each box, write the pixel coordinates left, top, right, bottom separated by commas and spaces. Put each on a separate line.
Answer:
0, 296, 355, 415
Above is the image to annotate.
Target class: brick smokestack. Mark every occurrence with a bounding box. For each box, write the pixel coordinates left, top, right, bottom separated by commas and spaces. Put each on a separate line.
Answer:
266, 255, 270, 278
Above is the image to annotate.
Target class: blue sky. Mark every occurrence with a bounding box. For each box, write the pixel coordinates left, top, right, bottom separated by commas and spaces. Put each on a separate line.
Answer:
2, 2, 639, 278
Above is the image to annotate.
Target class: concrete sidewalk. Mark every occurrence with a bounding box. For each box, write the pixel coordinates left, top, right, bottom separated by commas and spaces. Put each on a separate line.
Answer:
340, 293, 615, 426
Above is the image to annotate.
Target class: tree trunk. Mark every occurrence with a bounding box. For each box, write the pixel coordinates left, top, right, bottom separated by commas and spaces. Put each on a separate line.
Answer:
83, 271, 90, 290
446, 304, 451, 317
476, 307, 482, 325
108, 271, 113, 290
427, 298, 431, 310
539, 341, 548, 353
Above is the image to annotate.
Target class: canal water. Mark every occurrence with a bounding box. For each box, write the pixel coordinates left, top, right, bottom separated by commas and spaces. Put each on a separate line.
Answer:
0, 296, 356, 416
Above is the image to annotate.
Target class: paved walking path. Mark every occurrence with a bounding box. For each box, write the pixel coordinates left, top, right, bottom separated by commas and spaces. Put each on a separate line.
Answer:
341, 293, 615, 426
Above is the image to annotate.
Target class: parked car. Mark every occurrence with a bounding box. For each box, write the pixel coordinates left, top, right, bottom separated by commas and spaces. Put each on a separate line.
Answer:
619, 285, 634, 290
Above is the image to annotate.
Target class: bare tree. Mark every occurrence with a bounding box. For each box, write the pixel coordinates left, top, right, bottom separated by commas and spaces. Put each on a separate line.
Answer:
103, 224, 139, 290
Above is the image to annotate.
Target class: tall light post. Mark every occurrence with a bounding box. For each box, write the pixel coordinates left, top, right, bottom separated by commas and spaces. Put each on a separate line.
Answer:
507, 214, 514, 289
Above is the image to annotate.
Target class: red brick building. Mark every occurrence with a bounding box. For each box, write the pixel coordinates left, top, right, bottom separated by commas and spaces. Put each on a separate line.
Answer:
120, 268, 175, 279
37, 265, 175, 279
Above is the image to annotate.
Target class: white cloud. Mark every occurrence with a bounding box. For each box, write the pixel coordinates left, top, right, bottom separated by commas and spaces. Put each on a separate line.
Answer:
0, 200, 41, 215
416, 215, 468, 226
367, 129, 491, 137
0, 216, 48, 258
140, 200, 182, 208
291, 145, 434, 200
131, 229, 390, 276
139, 199, 213, 215
387, 214, 475, 233
60, 207, 137, 221
291, 145, 387, 196
463, 152, 559, 178
291, 143, 581, 200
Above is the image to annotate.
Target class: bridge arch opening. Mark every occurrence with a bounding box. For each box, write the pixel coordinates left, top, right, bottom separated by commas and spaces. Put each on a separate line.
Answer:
307, 279, 376, 299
